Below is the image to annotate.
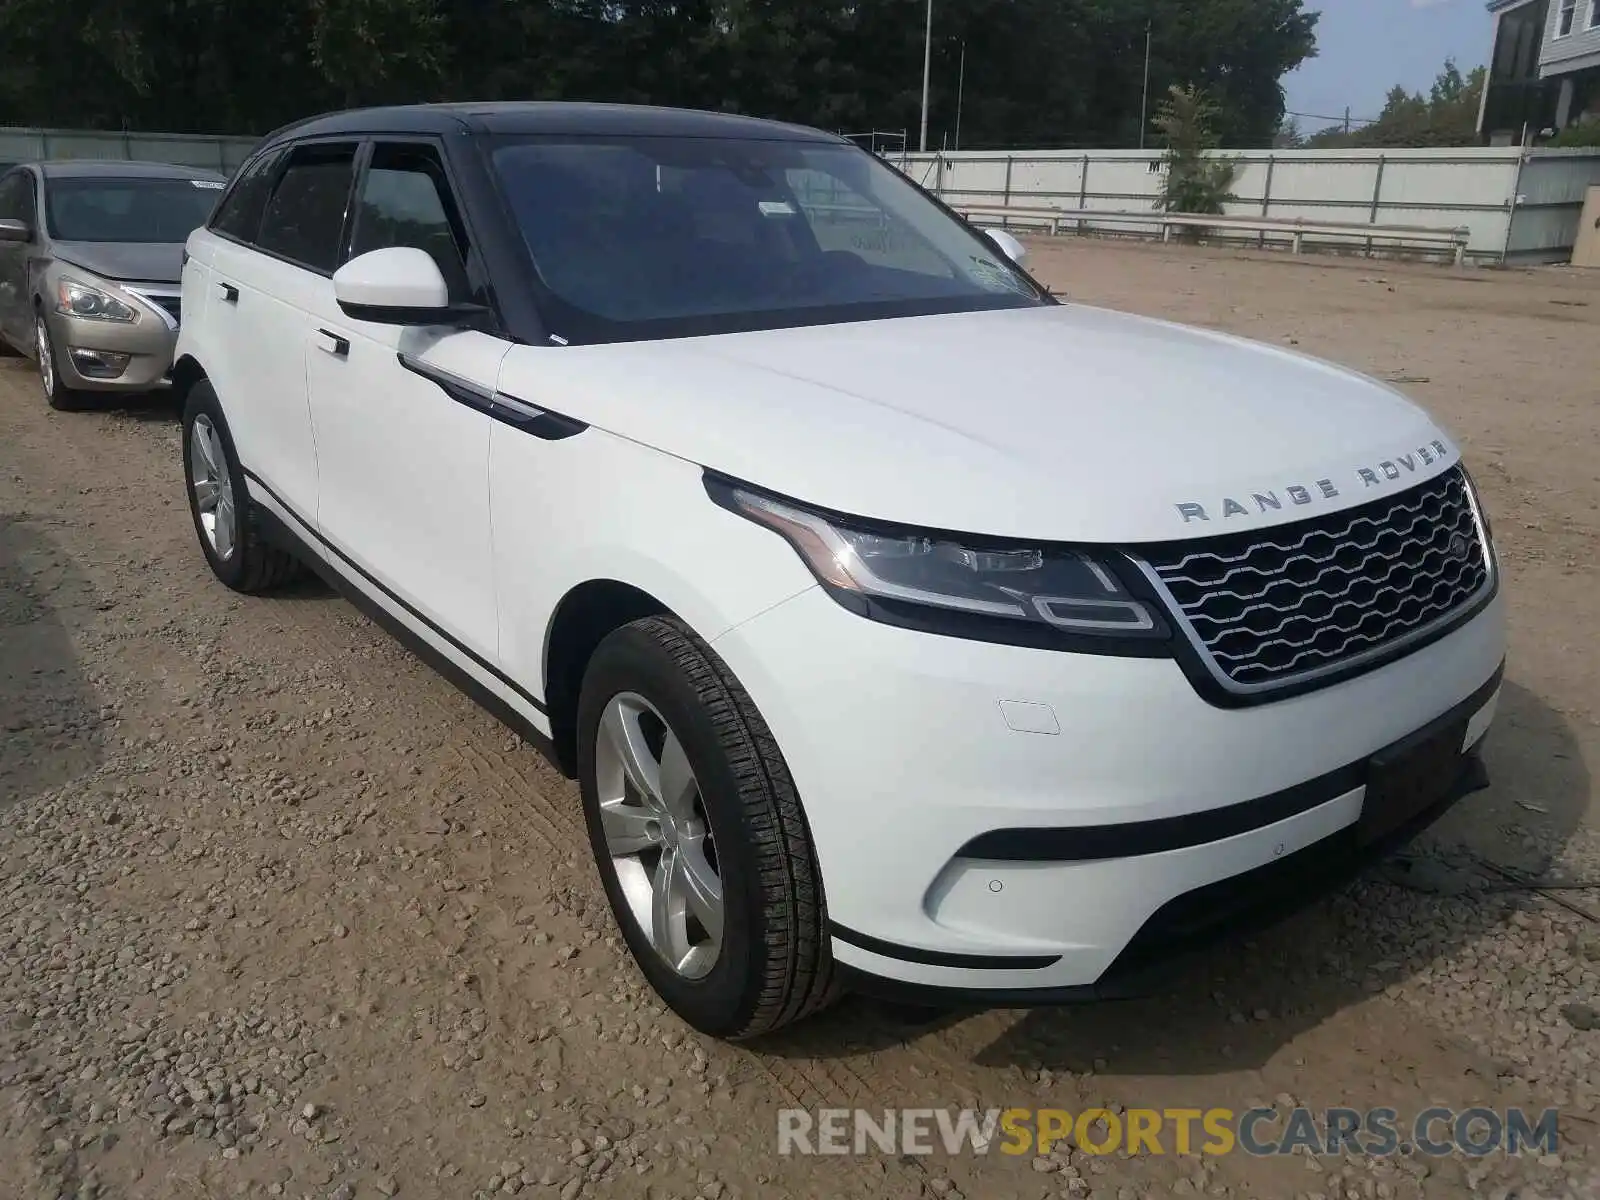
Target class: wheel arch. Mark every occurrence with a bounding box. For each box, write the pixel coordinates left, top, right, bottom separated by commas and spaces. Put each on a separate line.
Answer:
169, 354, 208, 408
542, 579, 675, 776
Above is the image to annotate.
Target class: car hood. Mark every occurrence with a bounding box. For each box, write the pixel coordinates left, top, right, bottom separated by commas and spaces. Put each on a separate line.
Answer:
50, 241, 183, 285
497, 303, 1462, 544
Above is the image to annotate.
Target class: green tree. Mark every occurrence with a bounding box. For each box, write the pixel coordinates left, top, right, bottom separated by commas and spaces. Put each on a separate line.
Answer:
1308, 59, 1486, 149
0, 0, 1320, 149
309, 0, 447, 109
1549, 118, 1600, 148
1273, 115, 1306, 148
1153, 83, 1240, 215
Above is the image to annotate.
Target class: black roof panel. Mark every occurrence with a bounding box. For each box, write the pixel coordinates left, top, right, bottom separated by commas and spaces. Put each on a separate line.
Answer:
259, 102, 844, 150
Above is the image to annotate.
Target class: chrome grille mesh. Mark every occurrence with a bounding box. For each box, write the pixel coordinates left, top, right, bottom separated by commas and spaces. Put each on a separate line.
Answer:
1140, 467, 1490, 690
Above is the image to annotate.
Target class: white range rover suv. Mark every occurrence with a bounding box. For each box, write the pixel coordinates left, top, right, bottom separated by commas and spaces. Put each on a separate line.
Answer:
173, 102, 1505, 1039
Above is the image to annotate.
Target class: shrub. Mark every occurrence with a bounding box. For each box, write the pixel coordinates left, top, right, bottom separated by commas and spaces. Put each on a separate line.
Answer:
1549, 118, 1600, 148
1153, 84, 1240, 220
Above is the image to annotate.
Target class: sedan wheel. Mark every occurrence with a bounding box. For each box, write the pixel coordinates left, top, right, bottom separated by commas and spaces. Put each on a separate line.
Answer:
35, 317, 55, 398
34, 315, 88, 411
595, 691, 724, 980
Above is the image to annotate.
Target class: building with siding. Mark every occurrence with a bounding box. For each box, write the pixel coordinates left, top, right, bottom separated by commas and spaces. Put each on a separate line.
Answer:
1543, 0, 1600, 125
1480, 0, 1600, 141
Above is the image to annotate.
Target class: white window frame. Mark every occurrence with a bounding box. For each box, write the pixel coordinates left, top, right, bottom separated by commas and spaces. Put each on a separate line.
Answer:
1589, 0, 1600, 29
1557, 0, 1577, 37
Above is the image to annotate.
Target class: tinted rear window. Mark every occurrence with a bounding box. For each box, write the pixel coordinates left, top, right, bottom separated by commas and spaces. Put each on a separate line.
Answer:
255, 144, 358, 273
211, 150, 283, 245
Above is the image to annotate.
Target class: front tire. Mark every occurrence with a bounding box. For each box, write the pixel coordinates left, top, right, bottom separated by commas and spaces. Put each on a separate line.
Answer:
577, 616, 836, 1039
181, 380, 302, 593
35, 314, 90, 411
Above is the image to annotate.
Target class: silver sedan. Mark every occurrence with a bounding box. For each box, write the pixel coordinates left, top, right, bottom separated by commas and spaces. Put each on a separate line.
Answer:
0, 159, 225, 409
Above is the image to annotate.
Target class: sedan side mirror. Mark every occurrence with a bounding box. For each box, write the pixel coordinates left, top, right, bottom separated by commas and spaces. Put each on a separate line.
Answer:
983, 227, 1028, 267
334, 247, 466, 325
0, 218, 32, 244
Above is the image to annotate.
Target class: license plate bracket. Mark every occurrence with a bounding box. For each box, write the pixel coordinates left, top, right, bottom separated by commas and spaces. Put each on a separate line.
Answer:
1358, 718, 1469, 845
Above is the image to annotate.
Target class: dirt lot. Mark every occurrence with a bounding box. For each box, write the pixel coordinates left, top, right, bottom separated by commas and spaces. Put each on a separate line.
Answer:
3, 239, 1599, 1200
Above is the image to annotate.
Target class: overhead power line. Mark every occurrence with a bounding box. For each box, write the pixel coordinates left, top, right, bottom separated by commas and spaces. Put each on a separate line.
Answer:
1285, 108, 1382, 128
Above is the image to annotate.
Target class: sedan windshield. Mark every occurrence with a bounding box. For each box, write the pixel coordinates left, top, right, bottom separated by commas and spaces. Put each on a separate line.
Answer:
46, 177, 222, 243
489, 135, 1047, 343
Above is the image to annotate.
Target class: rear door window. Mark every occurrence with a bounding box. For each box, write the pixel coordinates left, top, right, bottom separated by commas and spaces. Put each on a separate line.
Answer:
255, 143, 359, 274
211, 149, 284, 246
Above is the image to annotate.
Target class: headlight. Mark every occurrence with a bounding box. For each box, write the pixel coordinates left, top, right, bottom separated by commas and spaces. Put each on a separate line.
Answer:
56, 277, 139, 323
708, 479, 1168, 649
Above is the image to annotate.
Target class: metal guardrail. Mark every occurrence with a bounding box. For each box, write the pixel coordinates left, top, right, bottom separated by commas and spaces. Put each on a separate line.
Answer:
958, 205, 1472, 267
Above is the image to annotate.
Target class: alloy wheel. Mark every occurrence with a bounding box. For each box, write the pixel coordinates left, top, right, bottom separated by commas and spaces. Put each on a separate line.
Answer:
189, 413, 238, 561
35, 317, 54, 399
594, 691, 724, 980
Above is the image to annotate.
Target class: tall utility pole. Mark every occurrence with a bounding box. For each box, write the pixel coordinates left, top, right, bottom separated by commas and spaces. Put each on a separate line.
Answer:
1139, 19, 1152, 149
920, 0, 933, 152
954, 41, 967, 152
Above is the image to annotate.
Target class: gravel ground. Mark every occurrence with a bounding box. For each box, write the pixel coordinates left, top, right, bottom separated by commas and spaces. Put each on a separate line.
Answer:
2, 240, 1598, 1200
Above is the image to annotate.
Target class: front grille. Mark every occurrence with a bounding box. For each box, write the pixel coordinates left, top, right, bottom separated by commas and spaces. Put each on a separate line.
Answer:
148, 295, 181, 324
1139, 467, 1490, 691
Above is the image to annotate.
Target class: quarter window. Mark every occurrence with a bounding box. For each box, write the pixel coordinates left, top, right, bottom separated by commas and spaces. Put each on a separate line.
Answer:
211, 149, 284, 245
347, 142, 470, 299
255, 143, 358, 274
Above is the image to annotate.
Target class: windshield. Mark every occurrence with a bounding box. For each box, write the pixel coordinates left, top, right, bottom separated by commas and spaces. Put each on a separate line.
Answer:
46, 177, 223, 243
489, 135, 1046, 343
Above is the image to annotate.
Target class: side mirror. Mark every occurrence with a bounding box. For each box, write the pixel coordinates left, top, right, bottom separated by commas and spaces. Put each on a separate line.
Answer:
334, 247, 456, 325
983, 227, 1028, 267
0, 218, 31, 244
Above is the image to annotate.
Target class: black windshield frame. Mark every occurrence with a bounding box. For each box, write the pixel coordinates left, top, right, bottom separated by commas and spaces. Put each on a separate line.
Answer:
482, 133, 1051, 345
45, 176, 223, 244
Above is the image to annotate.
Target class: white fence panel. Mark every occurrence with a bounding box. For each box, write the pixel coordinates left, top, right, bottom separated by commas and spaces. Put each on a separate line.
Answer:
945, 156, 1011, 199
893, 146, 1600, 263
1229, 159, 1274, 207
1264, 158, 1378, 208
0, 126, 259, 174
1380, 160, 1512, 210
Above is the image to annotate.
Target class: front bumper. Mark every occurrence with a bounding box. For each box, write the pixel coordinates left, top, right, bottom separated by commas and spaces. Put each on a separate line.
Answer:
709, 585, 1507, 995
46, 305, 176, 392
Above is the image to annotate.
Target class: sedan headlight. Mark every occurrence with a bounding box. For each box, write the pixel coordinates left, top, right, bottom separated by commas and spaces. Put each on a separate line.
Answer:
57, 277, 139, 323
708, 479, 1168, 649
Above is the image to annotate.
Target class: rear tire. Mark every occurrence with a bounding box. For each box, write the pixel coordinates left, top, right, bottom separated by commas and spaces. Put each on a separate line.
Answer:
577, 616, 836, 1039
181, 380, 302, 594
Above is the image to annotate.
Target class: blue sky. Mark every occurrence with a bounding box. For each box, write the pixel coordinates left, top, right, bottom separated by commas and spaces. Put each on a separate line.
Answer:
1285, 0, 1494, 132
